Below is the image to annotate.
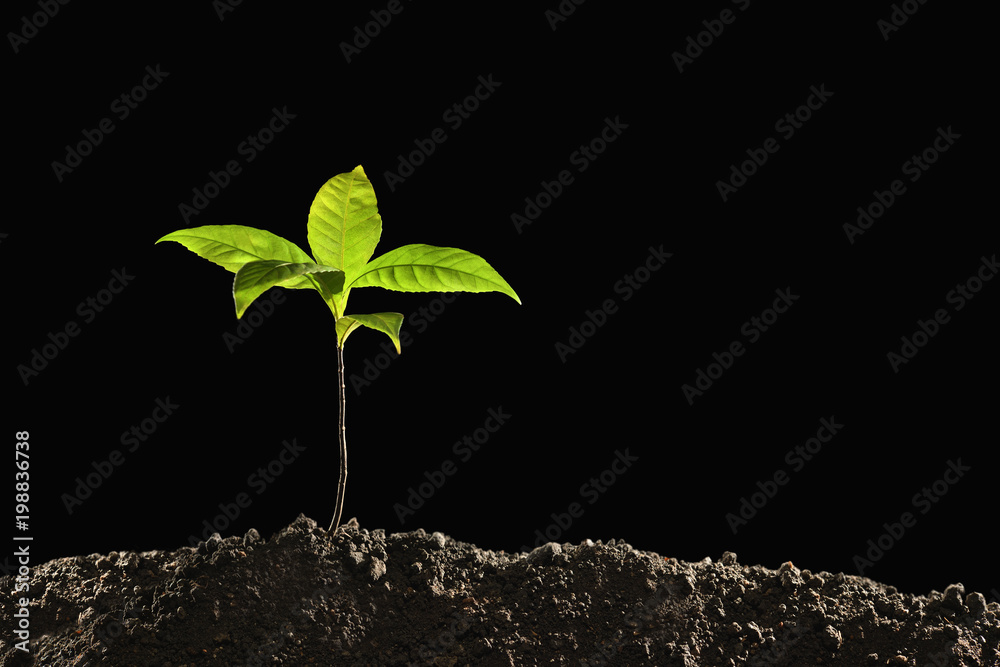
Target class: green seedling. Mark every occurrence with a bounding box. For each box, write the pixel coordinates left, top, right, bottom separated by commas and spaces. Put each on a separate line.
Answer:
156, 165, 520, 533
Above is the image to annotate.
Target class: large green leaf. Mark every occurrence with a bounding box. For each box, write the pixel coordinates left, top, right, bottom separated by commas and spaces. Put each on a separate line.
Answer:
349, 244, 521, 304
156, 225, 317, 290
233, 260, 344, 318
336, 312, 404, 351
311, 272, 348, 306
306, 166, 382, 290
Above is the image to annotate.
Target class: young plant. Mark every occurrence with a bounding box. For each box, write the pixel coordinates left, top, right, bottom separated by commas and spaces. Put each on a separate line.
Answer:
156, 165, 520, 533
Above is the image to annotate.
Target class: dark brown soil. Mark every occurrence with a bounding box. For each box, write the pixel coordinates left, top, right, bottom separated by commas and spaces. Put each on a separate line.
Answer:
2, 515, 997, 666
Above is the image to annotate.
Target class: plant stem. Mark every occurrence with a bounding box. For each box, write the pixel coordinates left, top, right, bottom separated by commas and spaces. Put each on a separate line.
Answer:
329, 343, 348, 533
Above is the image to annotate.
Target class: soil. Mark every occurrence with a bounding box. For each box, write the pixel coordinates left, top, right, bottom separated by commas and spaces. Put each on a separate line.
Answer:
2, 515, 997, 666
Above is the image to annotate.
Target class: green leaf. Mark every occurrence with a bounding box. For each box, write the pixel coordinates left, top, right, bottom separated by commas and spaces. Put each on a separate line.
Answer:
306, 165, 383, 290
310, 272, 348, 307
335, 317, 364, 348
234, 260, 344, 318
336, 313, 404, 352
349, 244, 521, 304
156, 225, 317, 290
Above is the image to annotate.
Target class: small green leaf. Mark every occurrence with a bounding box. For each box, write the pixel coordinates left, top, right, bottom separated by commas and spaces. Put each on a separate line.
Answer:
336, 312, 404, 352
156, 225, 317, 290
234, 260, 344, 318
335, 317, 364, 349
349, 244, 521, 304
307, 166, 383, 289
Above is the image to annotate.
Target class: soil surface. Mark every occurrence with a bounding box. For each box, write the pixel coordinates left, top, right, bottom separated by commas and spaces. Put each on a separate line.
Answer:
2, 514, 997, 666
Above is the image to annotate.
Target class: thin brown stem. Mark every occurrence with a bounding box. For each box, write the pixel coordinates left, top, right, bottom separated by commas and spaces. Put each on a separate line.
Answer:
329, 343, 347, 533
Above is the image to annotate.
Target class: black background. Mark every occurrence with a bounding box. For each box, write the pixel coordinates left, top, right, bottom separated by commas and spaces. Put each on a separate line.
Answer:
5, 1, 996, 601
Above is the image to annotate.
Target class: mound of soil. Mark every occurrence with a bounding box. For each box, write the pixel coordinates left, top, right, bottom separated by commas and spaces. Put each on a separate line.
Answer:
2, 515, 997, 666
